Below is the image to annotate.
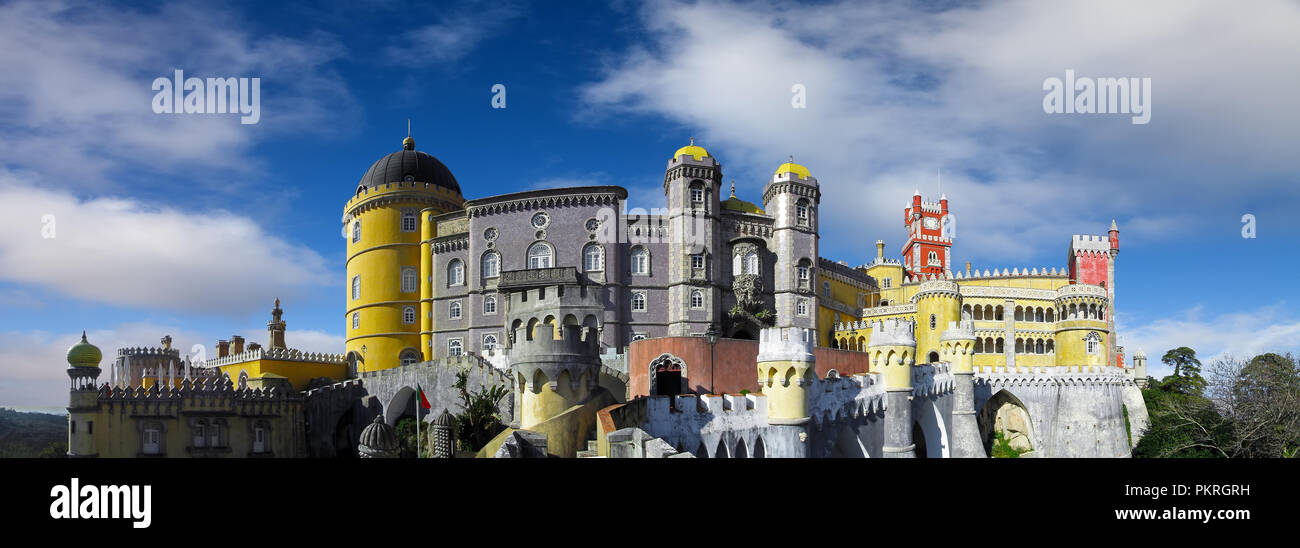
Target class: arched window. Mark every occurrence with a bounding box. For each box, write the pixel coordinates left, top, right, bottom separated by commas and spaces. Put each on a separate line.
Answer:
208, 420, 222, 448
351, 220, 361, 243
528, 242, 553, 269
583, 243, 603, 272
797, 299, 808, 316
929, 314, 937, 329
403, 306, 416, 325
449, 301, 462, 320
481, 251, 500, 279
1086, 332, 1101, 354
630, 246, 649, 275
632, 292, 647, 311
401, 209, 417, 232
351, 276, 360, 300
482, 334, 499, 352
690, 290, 704, 309
1015, 306, 1024, 321
1036, 339, 1045, 354
996, 338, 1005, 353
400, 348, 420, 367
796, 198, 810, 226
352, 312, 359, 329
975, 338, 984, 353
448, 339, 463, 357
447, 259, 464, 286
928, 251, 938, 265
401, 267, 417, 293
192, 419, 207, 448
483, 295, 497, 314
745, 250, 759, 274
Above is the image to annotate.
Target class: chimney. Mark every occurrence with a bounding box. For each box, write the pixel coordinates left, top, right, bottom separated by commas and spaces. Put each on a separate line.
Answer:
231, 335, 245, 355
267, 298, 287, 349
875, 240, 885, 262
966, 262, 971, 276
216, 340, 230, 358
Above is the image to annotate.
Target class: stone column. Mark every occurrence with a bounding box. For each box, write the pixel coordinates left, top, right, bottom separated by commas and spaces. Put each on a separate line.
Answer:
1004, 298, 1016, 370
882, 388, 915, 458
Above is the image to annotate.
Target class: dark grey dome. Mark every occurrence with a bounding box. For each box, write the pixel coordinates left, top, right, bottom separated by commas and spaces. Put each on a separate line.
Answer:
357, 136, 461, 195
358, 415, 398, 453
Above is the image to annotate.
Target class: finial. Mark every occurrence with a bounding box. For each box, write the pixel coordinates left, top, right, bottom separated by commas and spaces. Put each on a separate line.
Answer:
81, 330, 87, 342
274, 297, 280, 308
788, 154, 794, 163
689, 136, 694, 146
729, 180, 736, 198
1110, 219, 1118, 231
407, 118, 411, 138
402, 120, 415, 150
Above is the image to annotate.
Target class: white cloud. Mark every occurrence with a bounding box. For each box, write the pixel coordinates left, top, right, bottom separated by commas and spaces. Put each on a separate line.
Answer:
0, 176, 334, 315
1120, 303, 1300, 379
0, 323, 344, 410
0, 0, 355, 191
384, 2, 523, 65
578, 0, 1300, 264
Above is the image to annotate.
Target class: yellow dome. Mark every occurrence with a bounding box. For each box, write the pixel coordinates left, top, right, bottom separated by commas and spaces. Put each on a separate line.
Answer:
673, 138, 710, 161
774, 161, 810, 179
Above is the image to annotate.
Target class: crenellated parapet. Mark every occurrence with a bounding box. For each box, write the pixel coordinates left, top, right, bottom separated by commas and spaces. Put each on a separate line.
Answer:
756, 327, 816, 364
912, 363, 955, 398
201, 346, 347, 369
867, 318, 917, 348
89, 375, 302, 417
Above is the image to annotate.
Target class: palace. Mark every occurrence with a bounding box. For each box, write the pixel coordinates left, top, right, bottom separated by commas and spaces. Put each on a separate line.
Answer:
63, 134, 1149, 458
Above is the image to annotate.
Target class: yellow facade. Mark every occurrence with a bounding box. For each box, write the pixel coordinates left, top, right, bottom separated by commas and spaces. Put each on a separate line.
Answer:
344, 181, 462, 373
215, 358, 348, 391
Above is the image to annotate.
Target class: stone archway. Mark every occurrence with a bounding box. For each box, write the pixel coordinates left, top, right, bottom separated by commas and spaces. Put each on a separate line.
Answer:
978, 390, 1034, 457
649, 354, 688, 396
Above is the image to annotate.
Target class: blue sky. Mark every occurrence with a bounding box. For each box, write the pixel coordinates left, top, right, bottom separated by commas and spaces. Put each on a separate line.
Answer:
2, 0, 1299, 410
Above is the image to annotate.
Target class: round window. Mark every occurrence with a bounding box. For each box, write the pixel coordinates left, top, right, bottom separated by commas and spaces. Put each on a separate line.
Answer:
531, 212, 549, 228
483, 227, 498, 241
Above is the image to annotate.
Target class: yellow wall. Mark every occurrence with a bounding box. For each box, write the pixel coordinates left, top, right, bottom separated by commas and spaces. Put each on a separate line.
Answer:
216, 358, 348, 391
757, 359, 811, 421
344, 183, 461, 372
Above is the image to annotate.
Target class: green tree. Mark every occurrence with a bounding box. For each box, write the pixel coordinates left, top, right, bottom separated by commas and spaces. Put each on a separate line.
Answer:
454, 371, 509, 452
1160, 347, 1206, 396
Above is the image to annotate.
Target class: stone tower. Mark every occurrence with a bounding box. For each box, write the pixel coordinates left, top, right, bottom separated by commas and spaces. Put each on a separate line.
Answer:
868, 318, 917, 458
66, 332, 102, 458
267, 298, 287, 349
940, 319, 985, 458
1133, 348, 1148, 388
756, 326, 816, 425
344, 133, 464, 372
663, 139, 723, 337
763, 158, 819, 330
1068, 222, 1119, 366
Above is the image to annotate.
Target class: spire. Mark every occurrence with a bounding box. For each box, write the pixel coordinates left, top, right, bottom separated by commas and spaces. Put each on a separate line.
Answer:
402, 120, 415, 151
729, 180, 736, 198
1110, 219, 1118, 231
689, 136, 694, 146
81, 331, 87, 342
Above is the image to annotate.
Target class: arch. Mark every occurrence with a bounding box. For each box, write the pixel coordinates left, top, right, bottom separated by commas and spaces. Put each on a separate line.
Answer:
1014, 306, 1024, 321
734, 437, 748, 459
744, 249, 759, 275
1035, 339, 1045, 354
928, 351, 940, 363
974, 305, 984, 320
975, 337, 984, 354
527, 241, 554, 269
978, 389, 1035, 457
526, 318, 539, 341
1046, 339, 1055, 354
695, 442, 709, 459
582, 242, 603, 272
1046, 308, 1055, 322
1035, 307, 1045, 322
237, 370, 249, 390
630, 245, 650, 275
753, 436, 766, 458
447, 258, 464, 286
995, 338, 1005, 353
384, 386, 420, 426
715, 437, 728, 458
1015, 338, 1024, 353
399, 348, 421, 367
995, 305, 1004, 320
913, 398, 950, 458
481, 251, 500, 279
649, 353, 687, 396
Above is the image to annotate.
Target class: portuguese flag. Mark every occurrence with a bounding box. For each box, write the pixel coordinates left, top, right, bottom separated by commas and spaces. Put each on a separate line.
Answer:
416, 384, 431, 410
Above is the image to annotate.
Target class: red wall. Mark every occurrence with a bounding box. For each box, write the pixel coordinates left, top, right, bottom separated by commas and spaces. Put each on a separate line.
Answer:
628, 337, 872, 397
1070, 250, 1109, 286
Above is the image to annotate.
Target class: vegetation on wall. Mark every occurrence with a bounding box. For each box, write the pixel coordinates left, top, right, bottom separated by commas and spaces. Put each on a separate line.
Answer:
990, 431, 1030, 458
454, 371, 509, 453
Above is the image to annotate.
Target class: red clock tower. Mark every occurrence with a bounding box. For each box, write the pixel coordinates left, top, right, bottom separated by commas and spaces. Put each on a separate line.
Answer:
903, 190, 952, 277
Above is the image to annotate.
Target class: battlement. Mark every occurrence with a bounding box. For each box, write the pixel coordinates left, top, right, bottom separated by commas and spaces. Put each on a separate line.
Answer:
342, 179, 463, 216
940, 319, 976, 341
1070, 234, 1112, 253
757, 327, 816, 363
867, 318, 916, 348
116, 346, 181, 358
912, 363, 954, 397
201, 346, 346, 369
1056, 283, 1107, 300
912, 279, 960, 299
94, 376, 301, 403
355, 352, 512, 385
511, 324, 601, 360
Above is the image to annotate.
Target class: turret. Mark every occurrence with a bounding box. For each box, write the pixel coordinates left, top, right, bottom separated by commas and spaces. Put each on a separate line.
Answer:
1133, 349, 1148, 388
756, 327, 816, 424
664, 138, 723, 337
868, 318, 916, 458
763, 157, 820, 330
267, 298, 287, 349
66, 332, 102, 457
941, 319, 985, 457
912, 280, 961, 363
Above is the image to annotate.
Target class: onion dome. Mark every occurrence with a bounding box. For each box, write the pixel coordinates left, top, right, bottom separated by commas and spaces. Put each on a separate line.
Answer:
673, 137, 710, 161
66, 331, 102, 368
773, 156, 811, 179
358, 415, 399, 457
720, 180, 765, 214
357, 135, 461, 195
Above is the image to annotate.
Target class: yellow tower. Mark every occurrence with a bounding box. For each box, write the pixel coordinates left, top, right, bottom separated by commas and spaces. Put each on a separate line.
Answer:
65, 332, 102, 457
912, 279, 961, 364
756, 327, 817, 424
1053, 285, 1110, 368
344, 134, 464, 373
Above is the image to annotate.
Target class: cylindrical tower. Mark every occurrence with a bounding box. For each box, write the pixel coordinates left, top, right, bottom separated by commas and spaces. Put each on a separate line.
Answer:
868, 318, 916, 458
344, 134, 464, 373
66, 332, 102, 458
912, 279, 961, 364
756, 326, 816, 424
941, 319, 985, 457
1054, 284, 1110, 368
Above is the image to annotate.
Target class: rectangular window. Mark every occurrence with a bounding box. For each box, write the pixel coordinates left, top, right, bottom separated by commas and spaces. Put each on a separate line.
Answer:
691, 188, 704, 203
401, 267, 417, 293
691, 254, 704, 269
401, 209, 417, 232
